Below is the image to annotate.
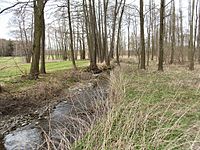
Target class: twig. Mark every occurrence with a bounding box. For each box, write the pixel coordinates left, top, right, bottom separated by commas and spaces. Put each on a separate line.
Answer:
12, 57, 25, 75
0, 1, 32, 14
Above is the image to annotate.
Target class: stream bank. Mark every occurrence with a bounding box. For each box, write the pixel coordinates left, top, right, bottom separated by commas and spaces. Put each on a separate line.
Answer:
1, 72, 109, 150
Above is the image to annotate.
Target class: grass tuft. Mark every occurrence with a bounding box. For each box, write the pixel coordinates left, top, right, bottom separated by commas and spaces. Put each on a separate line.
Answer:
73, 64, 200, 150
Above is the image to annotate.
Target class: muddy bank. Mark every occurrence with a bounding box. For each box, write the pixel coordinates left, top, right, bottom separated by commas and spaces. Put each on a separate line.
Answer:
2, 74, 109, 149
0, 71, 99, 135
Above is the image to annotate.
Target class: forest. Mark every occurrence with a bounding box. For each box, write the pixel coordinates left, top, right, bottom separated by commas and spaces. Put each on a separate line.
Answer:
0, 0, 200, 149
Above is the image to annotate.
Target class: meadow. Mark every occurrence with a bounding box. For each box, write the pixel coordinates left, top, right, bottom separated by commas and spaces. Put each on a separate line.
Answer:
0, 57, 89, 82
74, 63, 200, 149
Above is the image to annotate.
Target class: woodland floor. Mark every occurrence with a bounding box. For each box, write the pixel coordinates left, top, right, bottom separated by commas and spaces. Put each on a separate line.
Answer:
74, 61, 200, 149
0, 67, 100, 138
1, 58, 200, 149
0, 57, 89, 136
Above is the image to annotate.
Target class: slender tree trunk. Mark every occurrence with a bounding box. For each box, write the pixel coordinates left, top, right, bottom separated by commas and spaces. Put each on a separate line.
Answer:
151, 0, 155, 61
109, 0, 123, 61
82, 25, 86, 59
116, 0, 126, 65
189, 0, 195, 70
179, 0, 184, 63
158, 0, 165, 71
140, 0, 145, 69
67, 0, 77, 69
198, 1, 200, 63
169, 1, 175, 64
104, 0, 109, 65
193, 0, 198, 65
109, 3, 117, 60
40, 11, 46, 74
88, 0, 98, 70
127, 14, 131, 58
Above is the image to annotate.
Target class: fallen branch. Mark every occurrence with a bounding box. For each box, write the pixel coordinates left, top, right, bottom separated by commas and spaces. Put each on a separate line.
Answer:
0, 66, 8, 71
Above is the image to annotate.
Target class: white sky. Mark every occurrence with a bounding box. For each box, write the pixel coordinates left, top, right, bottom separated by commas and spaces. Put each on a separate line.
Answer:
0, 0, 188, 40
0, 0, 13, 39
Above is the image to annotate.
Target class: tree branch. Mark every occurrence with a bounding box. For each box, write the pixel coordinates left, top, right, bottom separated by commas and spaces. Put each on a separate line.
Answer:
0, 1, 31, 14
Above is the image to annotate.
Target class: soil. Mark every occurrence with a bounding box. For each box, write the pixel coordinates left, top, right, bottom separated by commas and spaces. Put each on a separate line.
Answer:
0, 70, 102, 137
0, 85, 2, 93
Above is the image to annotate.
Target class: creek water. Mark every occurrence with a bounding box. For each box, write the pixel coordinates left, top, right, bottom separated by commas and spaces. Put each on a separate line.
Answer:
2, 80, 108, 150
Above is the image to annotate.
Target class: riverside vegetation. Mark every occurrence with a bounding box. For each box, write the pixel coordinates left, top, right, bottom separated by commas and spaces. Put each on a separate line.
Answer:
1, 58, 200, 149
73, 63, 200, 149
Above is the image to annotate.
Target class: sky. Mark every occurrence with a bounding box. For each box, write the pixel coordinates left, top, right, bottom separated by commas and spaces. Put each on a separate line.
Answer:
0, 0, 13, 39
0, 0, 188, 40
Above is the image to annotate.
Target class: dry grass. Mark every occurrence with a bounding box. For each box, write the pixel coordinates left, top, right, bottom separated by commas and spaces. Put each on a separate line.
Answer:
38, 82, 109, 150
14, 63, 200, 149
72, 64, 200, 150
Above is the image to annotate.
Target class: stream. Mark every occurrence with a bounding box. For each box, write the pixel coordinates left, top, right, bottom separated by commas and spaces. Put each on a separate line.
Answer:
1, 79, 109, 150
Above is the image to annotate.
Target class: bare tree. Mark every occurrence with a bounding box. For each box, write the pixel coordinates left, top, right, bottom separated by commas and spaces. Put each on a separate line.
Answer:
179, 0, 185, 63
158, 0, 165, 71
108, 0, 123, 65
140, 0, 145, 69
116, 0, 126, 65
67, 0, 77, 69
40, 10, 46, 74
188, 0, 195, 70
104, 0, 109, 64
198, 0, 200, 63
29, 0, 46, 79
169, 0, 175, 64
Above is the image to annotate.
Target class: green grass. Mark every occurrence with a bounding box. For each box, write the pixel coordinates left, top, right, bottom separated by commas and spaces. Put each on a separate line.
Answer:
73, 64, 200, 150
0, 57, 89, 82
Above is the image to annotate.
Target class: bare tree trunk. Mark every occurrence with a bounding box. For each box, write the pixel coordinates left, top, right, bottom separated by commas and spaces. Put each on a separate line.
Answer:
188, 0, 195, 70
82, 25, 86, 59
179, 0, 184, 63
158, 0, 165, 71
140, 0, 145, 69
151, 0, 155, 61
193, 0, 198, 65
197, 1, 200, 63
40, 11, 46, 74
169, 1, 175, 64
109, 0, 123, 61
116, 0, 126, 65
89, 0, 98, 70
147, 0, 152, 66
67, 0, 77, 70
127, 13, 131, 58
29, 0, 44, 79
109, 0, 118, 59
103, 0, 109, 65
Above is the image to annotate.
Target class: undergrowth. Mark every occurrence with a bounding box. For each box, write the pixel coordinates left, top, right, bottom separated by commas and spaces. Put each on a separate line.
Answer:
73, 64, 200, 150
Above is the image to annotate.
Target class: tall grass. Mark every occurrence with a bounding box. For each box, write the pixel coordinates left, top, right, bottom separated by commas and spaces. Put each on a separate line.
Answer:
73, 64, 200, 150
38, 79, 109, 150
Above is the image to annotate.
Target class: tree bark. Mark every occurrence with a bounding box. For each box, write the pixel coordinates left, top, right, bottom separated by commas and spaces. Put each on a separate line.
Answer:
169, 1, 175, 64
29, 0, 44, 79
116, 0, 126, 65
158, 0, 165, 71
40, 11, 46, 74
188, 0, 195, 70
104, 0, 109, 65
67, 0, 77, 70
140, 0, 145, 69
